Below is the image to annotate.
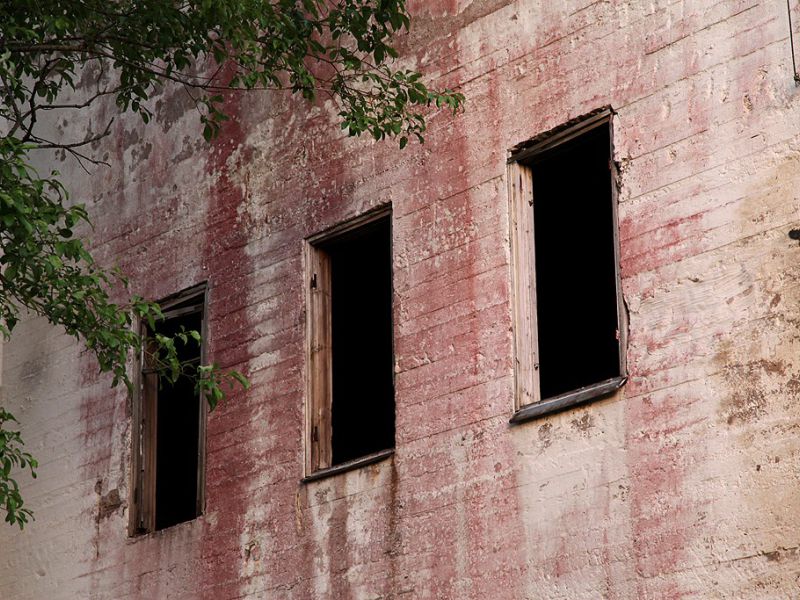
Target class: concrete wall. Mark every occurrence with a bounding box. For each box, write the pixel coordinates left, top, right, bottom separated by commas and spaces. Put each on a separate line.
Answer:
3, 0, 800, 598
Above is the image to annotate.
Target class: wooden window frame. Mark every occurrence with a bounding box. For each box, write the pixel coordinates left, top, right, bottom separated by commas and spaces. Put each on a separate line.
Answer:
303, 206, 394, 481
508, 109, 627, 424
129, 283, 208, 535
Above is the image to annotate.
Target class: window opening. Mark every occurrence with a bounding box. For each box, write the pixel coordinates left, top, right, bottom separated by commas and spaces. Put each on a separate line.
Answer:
132, 285, 206, 534
306, 211, 395, 474
509, 111, 626, 420
531, 124, 620, 398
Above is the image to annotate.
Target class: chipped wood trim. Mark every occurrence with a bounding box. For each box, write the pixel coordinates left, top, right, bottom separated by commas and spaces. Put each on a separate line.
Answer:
301, 448, 394, 483
304, 241, 333, 474
509, 160, 541, 411
306, 204, 392, 245
128, 315, 144, 537
509, 376, 627, 424
508, 107, 613, 164
609, 114, 629, 380
196, 284, 209, 518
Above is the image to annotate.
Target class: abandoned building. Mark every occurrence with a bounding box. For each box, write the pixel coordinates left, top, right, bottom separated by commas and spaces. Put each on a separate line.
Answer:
4, 0, 800, 598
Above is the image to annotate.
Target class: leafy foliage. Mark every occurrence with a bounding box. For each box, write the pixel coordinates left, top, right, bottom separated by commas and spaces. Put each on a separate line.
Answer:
0, 137, 138, 386
0, 409, 37, 528
0, 0, 463, 146
0, 1, 462, 528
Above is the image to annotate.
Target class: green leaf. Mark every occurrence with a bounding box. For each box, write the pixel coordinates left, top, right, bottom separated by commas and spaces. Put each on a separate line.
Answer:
230, 370, 250, 390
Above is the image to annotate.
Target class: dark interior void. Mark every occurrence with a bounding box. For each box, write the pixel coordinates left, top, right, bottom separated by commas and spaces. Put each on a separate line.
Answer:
529, 124, 621, 399
153, 308, 202, 530
324, 217, 395, 465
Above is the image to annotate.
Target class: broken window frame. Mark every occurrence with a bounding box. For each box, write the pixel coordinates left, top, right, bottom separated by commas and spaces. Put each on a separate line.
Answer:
129, 283, 208, 535
303, 206, 395, 482
507, 109, 627, 424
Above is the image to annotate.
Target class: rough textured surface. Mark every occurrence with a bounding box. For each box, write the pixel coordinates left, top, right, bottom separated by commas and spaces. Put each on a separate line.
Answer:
3, 0, 800, 598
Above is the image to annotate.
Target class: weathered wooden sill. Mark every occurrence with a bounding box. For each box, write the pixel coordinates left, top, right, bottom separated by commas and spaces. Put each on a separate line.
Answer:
510, 376, 627, 425
302, 448, 394, 483
128, 514, 203, 540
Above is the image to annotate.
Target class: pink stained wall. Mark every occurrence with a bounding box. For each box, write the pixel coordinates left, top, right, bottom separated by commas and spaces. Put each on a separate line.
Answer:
3, 1, 800, 598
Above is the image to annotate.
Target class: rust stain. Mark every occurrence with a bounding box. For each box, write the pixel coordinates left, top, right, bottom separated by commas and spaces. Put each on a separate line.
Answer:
719, 359, 788, 426
570, 412, 595, 434
96, 487, 123, 523
538, 422, 553, 449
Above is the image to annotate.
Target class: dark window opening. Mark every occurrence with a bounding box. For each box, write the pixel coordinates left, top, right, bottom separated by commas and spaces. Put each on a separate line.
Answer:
306, 212, 395, 475
132, 287, 205, 534
527, 124, 621, 399
325, 217, 394, 465
152, 308, 202, 530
